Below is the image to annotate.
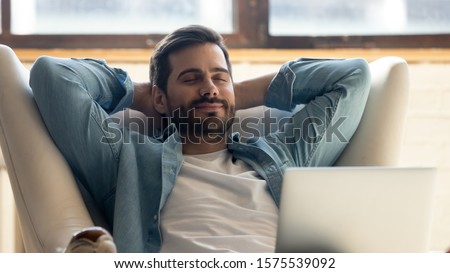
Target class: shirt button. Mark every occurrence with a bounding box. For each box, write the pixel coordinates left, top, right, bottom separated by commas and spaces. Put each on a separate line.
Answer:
153, 214, 158, 221
267, 165, 276, 173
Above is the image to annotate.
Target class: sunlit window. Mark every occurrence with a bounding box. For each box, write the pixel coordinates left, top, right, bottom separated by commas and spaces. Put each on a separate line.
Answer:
11, 0, 233, 35
269, 0, 450, 36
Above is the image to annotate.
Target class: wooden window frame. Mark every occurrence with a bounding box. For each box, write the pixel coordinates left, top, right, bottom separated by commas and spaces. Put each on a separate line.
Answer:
1, 0, 449, 49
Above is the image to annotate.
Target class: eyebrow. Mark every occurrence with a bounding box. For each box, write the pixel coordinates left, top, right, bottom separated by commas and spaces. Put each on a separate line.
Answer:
177, 67, 230, 80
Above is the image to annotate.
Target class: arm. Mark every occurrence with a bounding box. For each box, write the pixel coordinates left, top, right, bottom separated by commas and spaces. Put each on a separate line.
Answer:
264, 58, 371, 111
130, 81, 162, 131
234, 72, 277, 110
130, 81, 155, 117
30, 57, 132, 214
266, 58, 371, 167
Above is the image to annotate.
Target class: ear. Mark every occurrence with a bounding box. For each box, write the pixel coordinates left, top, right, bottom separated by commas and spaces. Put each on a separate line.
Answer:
152, 85, 169, 115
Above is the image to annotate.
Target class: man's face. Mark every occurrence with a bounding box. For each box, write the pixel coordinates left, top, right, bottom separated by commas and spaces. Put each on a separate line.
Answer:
164, 43, 235, 139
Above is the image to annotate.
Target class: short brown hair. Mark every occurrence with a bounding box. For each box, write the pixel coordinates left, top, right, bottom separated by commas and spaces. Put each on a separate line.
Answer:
149, 25, 232, 93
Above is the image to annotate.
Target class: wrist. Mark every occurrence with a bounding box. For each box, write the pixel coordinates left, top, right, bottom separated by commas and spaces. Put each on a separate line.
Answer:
233, 81, 244, 110
131, 82, 151, 113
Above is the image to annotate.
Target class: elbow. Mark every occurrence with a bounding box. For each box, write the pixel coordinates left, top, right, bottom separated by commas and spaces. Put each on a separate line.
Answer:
29, 56, 73, 116
352, 58, 371, 96
29, 56, 62, 99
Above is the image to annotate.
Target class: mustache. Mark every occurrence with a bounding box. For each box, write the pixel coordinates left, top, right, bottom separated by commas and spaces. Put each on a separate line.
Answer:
190, 97, 229, 108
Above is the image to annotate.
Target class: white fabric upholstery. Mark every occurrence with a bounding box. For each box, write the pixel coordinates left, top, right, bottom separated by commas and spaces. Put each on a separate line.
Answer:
335, 56, 409, 165
0, 44, 409, 252
0, 45, 93, 252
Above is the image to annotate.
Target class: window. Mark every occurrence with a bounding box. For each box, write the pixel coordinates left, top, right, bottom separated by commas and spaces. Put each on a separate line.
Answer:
11, 0, 233, 35
269, 0, 450, 36
1, 0, 449, 48
267, 0, 450, 48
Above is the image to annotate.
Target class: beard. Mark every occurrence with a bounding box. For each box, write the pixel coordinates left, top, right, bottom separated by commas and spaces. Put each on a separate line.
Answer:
168, 97, 236, 144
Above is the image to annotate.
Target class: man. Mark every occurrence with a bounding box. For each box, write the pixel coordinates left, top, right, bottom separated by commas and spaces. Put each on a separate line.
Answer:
30, 25, 370, 252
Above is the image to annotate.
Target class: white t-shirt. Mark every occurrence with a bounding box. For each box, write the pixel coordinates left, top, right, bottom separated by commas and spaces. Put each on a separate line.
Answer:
159, 149, 279, 253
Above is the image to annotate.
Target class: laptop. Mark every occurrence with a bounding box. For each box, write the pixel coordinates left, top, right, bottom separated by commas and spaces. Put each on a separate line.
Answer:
275, 167, 437, 253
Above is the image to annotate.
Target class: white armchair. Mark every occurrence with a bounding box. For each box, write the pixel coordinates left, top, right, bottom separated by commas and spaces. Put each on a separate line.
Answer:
0, 44, 409, 252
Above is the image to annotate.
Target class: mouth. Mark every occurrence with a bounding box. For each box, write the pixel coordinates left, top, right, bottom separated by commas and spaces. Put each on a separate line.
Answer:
194, 103, 224, 111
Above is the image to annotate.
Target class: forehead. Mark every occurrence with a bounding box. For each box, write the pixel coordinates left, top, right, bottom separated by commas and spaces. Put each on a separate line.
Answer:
168, 43, 228, 75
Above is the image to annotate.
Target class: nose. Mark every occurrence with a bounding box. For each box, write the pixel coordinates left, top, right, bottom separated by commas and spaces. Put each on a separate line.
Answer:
200, 80, 219, 97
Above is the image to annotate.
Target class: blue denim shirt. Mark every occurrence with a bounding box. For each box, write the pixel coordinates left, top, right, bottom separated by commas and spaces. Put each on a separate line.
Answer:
30, 56, 370, 252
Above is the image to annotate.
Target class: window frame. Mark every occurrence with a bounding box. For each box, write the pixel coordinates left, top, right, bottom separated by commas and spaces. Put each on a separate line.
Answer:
1, 0, 449, 49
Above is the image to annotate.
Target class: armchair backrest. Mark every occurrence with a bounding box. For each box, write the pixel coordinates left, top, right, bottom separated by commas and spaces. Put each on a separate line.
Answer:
335, 56, 409, 165
0, 44, 409, 252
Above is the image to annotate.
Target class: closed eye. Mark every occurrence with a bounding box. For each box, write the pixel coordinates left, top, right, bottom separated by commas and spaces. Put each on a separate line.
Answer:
213, 73, 230, 83
214, 77, 228, 82
182, 76, 201, 84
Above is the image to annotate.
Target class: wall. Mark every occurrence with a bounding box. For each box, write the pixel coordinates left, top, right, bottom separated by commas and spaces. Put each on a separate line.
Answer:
401, 63, 450, 251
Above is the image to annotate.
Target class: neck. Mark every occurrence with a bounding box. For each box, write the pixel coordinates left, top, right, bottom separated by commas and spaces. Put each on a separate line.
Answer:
181, 133, 228, 155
